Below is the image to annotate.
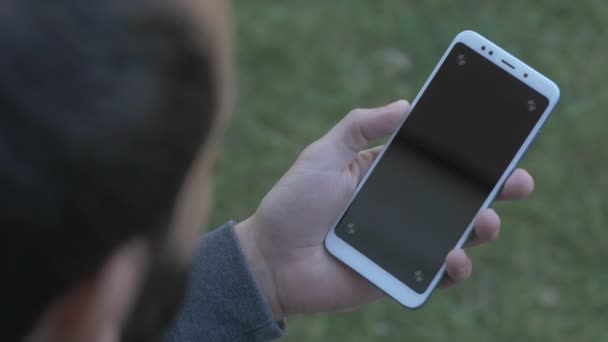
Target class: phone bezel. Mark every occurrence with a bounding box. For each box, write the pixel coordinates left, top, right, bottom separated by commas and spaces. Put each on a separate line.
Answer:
324, 30, 560, 308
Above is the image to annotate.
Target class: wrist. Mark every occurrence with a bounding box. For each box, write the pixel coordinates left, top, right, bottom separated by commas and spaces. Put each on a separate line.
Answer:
234, 217, 284, 320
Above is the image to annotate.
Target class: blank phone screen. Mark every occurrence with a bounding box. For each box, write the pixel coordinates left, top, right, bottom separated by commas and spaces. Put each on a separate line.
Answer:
335, 43, 548, 294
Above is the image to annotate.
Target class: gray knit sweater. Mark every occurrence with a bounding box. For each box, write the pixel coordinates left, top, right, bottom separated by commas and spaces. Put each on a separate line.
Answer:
164, 221, 285, 341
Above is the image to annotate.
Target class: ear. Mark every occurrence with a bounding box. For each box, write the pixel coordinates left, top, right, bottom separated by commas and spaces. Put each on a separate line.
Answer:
27, 240, 149, 342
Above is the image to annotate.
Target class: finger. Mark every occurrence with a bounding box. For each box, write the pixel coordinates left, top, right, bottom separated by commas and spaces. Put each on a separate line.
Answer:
465, 208, 501, 248
439, 249, 472, 289
321, 100, 409, 167
351, 146, 383, 183
498, 168, 534, 201
438, 273, 456, 288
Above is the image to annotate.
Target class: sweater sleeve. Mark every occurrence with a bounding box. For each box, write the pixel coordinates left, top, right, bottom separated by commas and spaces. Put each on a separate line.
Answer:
164, 221, 285, 342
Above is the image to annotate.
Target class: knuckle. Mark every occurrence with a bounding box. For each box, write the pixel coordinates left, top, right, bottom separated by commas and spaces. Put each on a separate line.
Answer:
299, 139, 323, 159
347, 108, 366, 118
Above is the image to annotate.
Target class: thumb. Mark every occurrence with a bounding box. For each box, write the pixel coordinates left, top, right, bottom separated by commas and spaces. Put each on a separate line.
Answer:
319, 100, 409, 167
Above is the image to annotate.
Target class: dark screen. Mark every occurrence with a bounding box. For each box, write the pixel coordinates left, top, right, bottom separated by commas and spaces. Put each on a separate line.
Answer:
335, 43, 548, 294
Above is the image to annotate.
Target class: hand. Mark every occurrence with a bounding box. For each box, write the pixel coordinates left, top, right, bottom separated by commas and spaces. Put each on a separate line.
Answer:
235, 100, 534, 319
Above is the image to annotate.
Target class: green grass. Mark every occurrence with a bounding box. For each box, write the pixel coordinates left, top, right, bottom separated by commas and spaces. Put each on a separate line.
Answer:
211, 1, 608, 341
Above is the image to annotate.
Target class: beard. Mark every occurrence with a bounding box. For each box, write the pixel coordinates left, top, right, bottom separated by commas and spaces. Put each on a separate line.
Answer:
120, 243, 191, 342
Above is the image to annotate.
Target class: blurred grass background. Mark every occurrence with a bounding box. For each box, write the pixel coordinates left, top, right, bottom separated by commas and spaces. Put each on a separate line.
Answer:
211, 1, 607, 341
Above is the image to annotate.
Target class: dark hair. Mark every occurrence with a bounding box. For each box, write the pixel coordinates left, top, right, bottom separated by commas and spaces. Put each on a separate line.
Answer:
0, 1, 216, 339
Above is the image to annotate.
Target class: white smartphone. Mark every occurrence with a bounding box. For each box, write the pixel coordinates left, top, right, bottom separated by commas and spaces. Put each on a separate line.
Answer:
324, 30, 560, 308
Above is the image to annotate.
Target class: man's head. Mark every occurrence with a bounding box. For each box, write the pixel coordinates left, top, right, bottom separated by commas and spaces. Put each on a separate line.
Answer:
0, 0, 233, 340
